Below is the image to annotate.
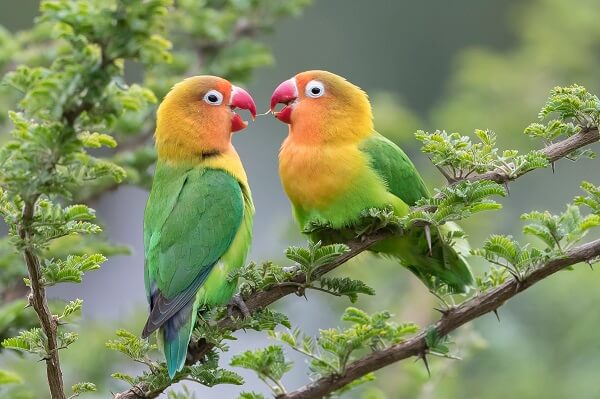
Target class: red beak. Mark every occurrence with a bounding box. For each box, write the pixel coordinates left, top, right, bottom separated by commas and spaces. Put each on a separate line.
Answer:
270, 78, 298, 124
230, 85, 257, 132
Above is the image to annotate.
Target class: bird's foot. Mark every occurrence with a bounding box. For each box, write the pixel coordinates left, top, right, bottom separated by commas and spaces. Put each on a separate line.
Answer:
227, 293, 251, 319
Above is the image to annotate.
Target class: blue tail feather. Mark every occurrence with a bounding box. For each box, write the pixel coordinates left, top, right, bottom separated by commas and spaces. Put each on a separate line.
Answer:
163, 301, 194, 379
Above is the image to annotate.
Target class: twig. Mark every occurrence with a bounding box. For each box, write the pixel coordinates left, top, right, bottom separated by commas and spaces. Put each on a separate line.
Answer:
465, 127, 599, 184
19, 199, 66, 399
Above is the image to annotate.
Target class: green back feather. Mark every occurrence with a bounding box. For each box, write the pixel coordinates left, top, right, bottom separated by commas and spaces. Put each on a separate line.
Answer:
359, 132, 430, 205
143, 161, 250, 377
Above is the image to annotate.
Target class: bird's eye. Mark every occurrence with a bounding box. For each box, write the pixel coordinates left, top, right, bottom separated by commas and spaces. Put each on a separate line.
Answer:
203, 90, 223, 105
305, 80, 325, 98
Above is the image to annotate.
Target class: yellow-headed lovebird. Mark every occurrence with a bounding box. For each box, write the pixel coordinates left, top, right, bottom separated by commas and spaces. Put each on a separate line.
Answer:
142, 76, 256, 378
270, 70, 473, 293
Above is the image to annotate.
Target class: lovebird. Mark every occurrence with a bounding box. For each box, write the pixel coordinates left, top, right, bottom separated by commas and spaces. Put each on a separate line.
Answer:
142, 76, 256, 378
270, 70, 473, 293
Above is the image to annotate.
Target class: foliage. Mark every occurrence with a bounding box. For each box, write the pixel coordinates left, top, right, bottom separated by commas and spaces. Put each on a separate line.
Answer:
232, 241, 375, 304
231, 345, 291, 395
267, 307, 418, 395
407, 180, 506, 227
416, 129, 548, 181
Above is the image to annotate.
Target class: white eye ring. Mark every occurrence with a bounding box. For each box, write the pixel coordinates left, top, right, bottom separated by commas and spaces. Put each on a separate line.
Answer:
203, 89, 223, 105
305, 80, 325, 98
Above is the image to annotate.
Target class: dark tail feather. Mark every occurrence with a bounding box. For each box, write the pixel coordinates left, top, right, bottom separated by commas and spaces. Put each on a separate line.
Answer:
163, 301, 194, 379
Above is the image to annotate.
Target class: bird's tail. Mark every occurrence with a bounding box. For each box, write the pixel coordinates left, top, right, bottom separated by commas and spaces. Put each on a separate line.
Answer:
159, 301, 196, 379
376, 222, 474, 293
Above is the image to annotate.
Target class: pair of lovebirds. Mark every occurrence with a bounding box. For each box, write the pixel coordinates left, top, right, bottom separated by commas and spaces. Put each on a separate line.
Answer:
142, 70, 474, 378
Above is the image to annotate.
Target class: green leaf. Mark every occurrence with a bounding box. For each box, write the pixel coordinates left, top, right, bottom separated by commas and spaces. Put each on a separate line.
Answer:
230, 345, 291, 394
106, 329, 157, 362
319, 277, 375, 303
71, 382, 96, 394
2, 328, 47, 357
239, 393, 267, 399
42, 254, 106, 285
77, 132, 117, 148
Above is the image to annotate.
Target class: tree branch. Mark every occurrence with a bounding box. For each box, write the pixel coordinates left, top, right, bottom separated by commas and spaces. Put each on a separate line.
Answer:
278, 238, 600, 399
114, 125, 599, 399
466, 126, 599, 184
19, 198, 66, 399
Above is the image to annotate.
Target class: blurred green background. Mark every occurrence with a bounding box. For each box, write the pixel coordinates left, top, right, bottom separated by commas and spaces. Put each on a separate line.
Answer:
1, 0, 600, 398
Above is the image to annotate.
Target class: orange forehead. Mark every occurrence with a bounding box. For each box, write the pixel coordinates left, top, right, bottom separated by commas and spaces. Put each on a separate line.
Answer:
171, 75, 232, 102
294, 70, 354, 99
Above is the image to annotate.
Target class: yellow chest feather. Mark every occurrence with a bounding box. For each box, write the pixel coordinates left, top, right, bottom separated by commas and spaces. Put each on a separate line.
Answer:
279, 140, 366, 209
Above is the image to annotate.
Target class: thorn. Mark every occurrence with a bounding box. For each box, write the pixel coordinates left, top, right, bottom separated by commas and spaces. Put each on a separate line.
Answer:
433, 307, 451, 317
493, 309, 500, 322
424, 224, 433, 256
419, 352, 431, 377
587, 261, 594, 270
503, 181, 510, 196
551, 162, 555, 174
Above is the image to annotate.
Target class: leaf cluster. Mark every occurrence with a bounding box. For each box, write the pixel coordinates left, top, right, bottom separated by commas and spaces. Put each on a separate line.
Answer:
408, 180, 506, 227
416, 129, 548, 181
525, 84, 600, 160
269, 307, 418, 395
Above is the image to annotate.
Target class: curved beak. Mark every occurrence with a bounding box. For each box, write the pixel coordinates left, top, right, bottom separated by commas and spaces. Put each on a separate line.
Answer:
230, 85, 257, 132
270, 78, 298, 124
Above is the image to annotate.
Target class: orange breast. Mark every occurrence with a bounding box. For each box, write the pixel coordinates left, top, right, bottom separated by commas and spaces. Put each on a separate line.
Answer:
279, 139, 366, 209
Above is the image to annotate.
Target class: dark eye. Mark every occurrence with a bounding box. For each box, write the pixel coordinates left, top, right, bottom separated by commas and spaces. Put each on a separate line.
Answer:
305, 80, 325, 98
203, 89, 223, 105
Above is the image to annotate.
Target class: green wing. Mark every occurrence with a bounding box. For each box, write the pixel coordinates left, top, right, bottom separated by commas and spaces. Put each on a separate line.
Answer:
359, 132, 430, 205
142, 164, 244, 336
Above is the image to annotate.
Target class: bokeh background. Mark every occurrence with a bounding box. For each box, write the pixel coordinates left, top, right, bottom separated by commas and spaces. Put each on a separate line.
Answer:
2, 0, 600, 398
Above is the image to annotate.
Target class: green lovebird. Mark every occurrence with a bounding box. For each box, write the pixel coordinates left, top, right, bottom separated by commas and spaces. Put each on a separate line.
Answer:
142, 76, 256, 378
270, 70, 473, 293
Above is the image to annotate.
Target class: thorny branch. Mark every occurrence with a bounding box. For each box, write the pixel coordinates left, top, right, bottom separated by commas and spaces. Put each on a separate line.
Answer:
19, 198, 66, 399
278, 238, 600, 399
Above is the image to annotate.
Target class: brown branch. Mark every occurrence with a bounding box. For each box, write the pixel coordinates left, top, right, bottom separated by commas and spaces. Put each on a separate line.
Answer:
466, 126, 599, 184
19, 199, 66, 399
279, 238, 600, 399
114, 126, 600, 399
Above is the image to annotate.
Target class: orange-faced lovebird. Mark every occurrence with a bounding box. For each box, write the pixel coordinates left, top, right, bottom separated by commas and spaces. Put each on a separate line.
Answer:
142, 76, 256, 378
270, 70, 473, 293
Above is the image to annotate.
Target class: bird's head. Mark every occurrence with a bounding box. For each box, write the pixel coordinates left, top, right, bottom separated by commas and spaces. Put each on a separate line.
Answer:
270, 70, 373, 143
155, 76, 256, 160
